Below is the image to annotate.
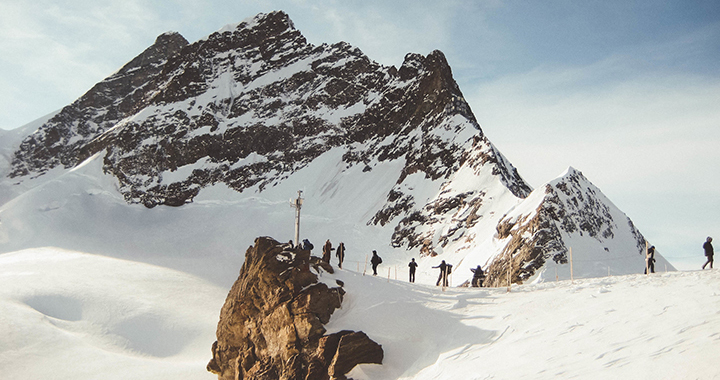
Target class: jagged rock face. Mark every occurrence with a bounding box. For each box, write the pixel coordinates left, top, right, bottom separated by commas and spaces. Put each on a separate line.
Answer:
9, 32, 188, 178
380, 135, 532, 253
6, 11, 534, 265
9, 11, 529, 212
484, 168, 647, 286
94, 11, 488, 208
207, 236, 382, 380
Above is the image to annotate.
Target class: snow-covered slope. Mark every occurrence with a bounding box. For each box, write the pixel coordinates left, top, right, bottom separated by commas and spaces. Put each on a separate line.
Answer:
1, 246, 716, 380
483, 167, 675, 286
1, 11, 666, 286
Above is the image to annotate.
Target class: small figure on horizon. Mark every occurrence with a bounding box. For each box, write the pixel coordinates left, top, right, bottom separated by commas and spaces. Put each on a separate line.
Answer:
336, 242, 345, 269
433, 260, 452, 287
322, 239, 333, 263
408, 258, 418, 283
302, 239, 314, 252
470, 265, 485, 287
371, 250, 382, 276
702, 237, 714, 269
645, 245, 656, 274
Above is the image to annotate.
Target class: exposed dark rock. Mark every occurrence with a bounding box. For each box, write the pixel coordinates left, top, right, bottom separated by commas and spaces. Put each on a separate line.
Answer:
207, 237, 382, 380
328, 331, 384, 379
9, 32, 188, 177
483, 168, 646, 286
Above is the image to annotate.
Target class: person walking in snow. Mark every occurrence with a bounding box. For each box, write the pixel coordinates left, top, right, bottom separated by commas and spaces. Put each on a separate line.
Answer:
645, 245, 656, 274
322, 239, 333, 264
433, 260, 451, 287
336, 242, 345, 269
470, 265, 485, 287
370, 250, 382, 276
702, 236, 714, 269
408, 258, 418, 283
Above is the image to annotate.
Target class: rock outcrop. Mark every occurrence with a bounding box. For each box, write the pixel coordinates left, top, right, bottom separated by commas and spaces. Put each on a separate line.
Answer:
207, 237, 383, 380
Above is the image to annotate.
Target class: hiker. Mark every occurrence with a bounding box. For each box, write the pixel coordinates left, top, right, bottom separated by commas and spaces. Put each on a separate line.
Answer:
370, 250, 382, 276
433, 260, 451, 287
470, 265, 485, 287
408, 258, 418, 283
645, 246, 656, 274
702, 237, 714, 269
336, 242, 345, 269
322, 239, 333, 263
302, 239, 314, 251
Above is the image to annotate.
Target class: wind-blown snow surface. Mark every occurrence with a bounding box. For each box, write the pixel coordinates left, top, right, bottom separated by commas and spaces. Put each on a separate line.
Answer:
1, 246, 718, 380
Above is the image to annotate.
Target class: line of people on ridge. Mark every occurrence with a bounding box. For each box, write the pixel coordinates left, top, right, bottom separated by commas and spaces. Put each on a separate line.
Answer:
293, 236, 717, 285
295, 238, 486, 287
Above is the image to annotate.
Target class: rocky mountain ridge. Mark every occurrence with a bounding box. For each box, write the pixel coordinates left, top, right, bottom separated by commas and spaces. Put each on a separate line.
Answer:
1, 11, 672, 287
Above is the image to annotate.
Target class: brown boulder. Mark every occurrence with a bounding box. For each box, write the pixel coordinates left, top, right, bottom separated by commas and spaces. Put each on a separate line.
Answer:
207, 237, 382, 380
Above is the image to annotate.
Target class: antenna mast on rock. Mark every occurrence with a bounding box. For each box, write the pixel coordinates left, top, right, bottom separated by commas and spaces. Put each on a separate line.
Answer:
290, 190, 304, 247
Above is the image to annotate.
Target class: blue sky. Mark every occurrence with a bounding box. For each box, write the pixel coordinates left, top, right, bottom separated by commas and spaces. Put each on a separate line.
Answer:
1, 0, 718, 269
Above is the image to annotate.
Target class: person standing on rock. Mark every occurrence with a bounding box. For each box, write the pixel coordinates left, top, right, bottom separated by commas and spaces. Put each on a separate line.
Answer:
702, 237, 714, 269
336, 242, 345, 269
322, 239, 333, 263
644, 246, 656, 274
371, 250, 382, 276
408, 258, 418, 282
433, 260, 451, 287
302, 239, 314, 252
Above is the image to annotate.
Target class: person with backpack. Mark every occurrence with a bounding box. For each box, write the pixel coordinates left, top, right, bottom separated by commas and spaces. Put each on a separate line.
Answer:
408, 258, 418, 283
470, 265, 485, 287
645, 245, 656, 274
336, 242, 345, 269
302, 239, 314, 251
702, 237, 714, 269
433, 260, 451, 287
370, 250, 382, 276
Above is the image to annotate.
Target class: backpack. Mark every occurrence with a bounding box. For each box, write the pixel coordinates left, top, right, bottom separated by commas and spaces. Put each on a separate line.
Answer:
446, 264, 452, 274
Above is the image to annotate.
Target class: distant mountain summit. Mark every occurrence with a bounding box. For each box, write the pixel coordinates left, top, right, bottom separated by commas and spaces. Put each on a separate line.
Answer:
1, 11, 673, 285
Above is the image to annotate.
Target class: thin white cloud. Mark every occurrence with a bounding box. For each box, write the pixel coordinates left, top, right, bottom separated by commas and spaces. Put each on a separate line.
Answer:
0, 0, 172, 129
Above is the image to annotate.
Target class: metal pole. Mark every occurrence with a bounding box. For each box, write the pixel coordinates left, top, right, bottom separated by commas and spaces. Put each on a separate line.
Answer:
290, 191, 303, 247
569, 247, 574, 284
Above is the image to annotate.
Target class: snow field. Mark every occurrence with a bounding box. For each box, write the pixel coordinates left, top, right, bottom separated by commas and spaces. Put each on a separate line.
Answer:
321, 268, 720, 380
1, 247, 718, 379
0, 247, 225, 380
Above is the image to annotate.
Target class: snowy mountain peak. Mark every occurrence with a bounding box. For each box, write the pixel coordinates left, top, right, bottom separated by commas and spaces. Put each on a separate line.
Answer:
484, 164, 673, 286
1, 11, 664, 290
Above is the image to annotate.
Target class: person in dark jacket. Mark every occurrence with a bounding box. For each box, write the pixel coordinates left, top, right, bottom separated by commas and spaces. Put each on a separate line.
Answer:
433, 260, 451, 287
702, 236, 714, 269
408, 258, 418, 282
470, 265, 485, 287
336, 242, 345, 269
302, 239, 314, 251
645, 246, 656, 274
371, 250, 382, 276
322, 239, 333, 263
